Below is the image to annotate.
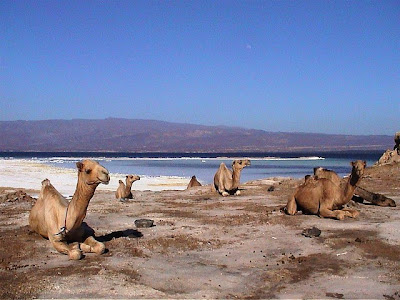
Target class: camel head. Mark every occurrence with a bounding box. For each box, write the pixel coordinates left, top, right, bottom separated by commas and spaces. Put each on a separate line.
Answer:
126, 174, 140, 184
76, 160, 110, 186
350, 160, 366, 178
395, 132, 400, 144
232, 159, 251, 171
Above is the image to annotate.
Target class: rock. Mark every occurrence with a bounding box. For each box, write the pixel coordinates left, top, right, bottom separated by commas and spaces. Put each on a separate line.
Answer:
302, 227, 321, 238
135, 219, 154, 228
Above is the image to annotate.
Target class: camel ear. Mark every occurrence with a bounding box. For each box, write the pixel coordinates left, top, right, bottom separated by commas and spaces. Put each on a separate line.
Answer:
350, 161, 355, 167
363, 161, 367, 167
126, 175, 128, 178
76, 162, 84, 171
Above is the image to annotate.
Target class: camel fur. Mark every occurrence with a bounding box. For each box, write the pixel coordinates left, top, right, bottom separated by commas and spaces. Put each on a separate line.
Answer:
187, 175, 202, 189
286, 160, 366, 220
29, 160, 110, 260
115, 174, 140, 201
214, 159, 251, 196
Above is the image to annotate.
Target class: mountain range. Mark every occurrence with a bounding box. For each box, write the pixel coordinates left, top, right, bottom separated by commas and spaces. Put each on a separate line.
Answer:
0, 118, 394, 153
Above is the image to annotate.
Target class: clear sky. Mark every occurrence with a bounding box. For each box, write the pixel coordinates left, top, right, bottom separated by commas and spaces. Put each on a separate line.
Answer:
1, 1, 399, 135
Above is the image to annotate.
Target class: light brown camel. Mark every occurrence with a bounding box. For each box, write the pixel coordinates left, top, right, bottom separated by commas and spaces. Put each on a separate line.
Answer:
29, 160, 110, 260
286, 160, 366, 220
187, 175, 202, 189
314, 166, 396, 207
115, 174, 140, 201
213, 159, 251, 196
313, 167, 341, 185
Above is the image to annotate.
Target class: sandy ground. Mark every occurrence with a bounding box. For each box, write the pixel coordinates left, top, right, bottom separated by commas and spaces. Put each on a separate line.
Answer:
1, 163, 400, 299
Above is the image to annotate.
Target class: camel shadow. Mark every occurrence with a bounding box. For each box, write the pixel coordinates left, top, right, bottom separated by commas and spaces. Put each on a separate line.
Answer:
96, 228, 143, 243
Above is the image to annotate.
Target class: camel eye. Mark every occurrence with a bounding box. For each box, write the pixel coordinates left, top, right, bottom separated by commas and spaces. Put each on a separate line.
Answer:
85, 169, 92, 174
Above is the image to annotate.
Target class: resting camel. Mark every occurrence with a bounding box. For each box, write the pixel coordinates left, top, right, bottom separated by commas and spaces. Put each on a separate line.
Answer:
29, 160, 110, 260
286, 160, 366, 220
115, 174, 140, 201
313, 167, 341, 185
314, 166, 396, 207
214, 159, 251, 196
187, 175, 202, 189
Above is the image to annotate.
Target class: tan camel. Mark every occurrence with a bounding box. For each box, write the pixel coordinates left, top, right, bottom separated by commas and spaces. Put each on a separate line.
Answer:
314, 166, 396, 207
187, 175, 202, 189
213, 159, 251, 196
29, 160, 110, 260
313, 167, 341, 185
115, 174, 140, 201
286, 160, 366, 220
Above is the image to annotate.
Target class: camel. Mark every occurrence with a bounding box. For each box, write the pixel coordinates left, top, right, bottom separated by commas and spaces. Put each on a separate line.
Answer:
313, 167, 341, 185
214, 159, 251, 196
187, 175, 202, 189
115, 174, 140, 201
314, 166, 396, 207
286, 160, 366, 220
29, 160, 110, 260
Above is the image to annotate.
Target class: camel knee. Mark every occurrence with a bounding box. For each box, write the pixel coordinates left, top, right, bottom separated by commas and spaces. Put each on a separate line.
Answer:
69, 248, 83, 260
286, 205, 297, 215
68, 243, 83, 260
82, 236, 106, 254
234, 190, 241, 196
94, 242, 106, 254
286, 197, 297, 215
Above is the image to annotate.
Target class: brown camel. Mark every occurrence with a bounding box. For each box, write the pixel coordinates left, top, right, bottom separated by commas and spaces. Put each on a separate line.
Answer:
29, 160, 110, 260
115, 174, 140, 201
187, 175, 202, 189
286, 160, 366, 220
313, 167, 341, 185
314, 166, 396, 207
214, 159, 251, 196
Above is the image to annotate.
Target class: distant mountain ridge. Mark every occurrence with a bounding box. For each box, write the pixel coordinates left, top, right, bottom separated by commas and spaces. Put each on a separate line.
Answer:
0, 118, 393, 152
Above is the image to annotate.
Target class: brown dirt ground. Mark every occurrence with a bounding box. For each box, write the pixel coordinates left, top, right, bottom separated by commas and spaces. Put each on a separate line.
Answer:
0, 163, 400, 299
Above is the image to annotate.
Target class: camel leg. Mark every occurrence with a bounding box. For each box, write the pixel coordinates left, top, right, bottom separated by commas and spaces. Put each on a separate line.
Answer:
220, 190, 229, 197
286, 195, 297, 215
319, 207, 346, 220
49, 235, 83, 260
80, 236, 106, 254
342, 208, 359, 218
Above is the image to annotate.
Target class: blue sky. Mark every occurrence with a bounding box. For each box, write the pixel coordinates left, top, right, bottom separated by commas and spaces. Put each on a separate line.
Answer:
1, 1, 399, 135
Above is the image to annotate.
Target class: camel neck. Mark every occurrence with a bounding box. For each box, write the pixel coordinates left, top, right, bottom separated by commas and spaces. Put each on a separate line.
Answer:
66, 178, 98, 231
125, 180, 132, 193
231, 168, 241, 189
341, 171, 359, 205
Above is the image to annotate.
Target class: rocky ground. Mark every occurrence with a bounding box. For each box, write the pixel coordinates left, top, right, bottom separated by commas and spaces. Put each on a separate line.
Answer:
0, 163, 399, 299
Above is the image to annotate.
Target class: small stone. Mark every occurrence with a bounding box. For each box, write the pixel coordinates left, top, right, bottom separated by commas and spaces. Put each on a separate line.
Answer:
302, 227, 321, 238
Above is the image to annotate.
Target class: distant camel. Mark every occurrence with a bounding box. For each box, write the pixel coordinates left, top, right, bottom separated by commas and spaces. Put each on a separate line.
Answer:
286, 160, 366, 220
187, 176, 202, 189
115, 174, 140, 201
29, 160, 110, 260
214, 159, 251, 196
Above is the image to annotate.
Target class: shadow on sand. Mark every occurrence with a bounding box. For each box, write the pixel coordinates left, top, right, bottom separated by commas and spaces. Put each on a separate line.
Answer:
97, 228, 143, 243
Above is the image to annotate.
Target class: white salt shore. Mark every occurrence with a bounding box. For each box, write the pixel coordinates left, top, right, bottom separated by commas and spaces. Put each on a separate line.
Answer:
0, 159, 189, 196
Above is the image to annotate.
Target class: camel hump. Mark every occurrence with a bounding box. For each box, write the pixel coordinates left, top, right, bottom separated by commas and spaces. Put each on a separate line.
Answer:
41, 179, 51, 186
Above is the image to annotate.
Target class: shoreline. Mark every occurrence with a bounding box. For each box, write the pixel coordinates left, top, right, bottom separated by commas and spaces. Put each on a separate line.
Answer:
0, 159, 190, 195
